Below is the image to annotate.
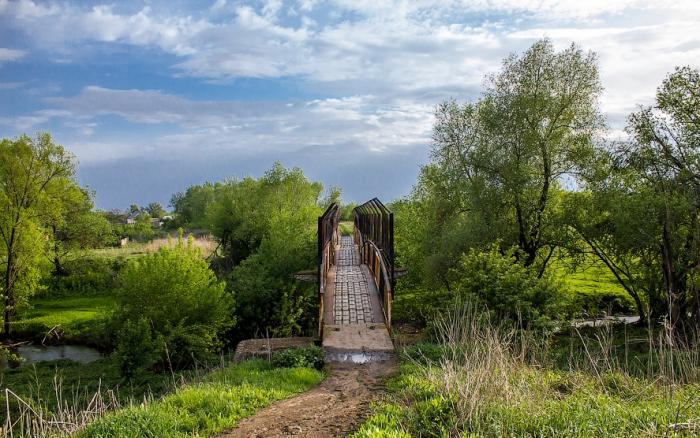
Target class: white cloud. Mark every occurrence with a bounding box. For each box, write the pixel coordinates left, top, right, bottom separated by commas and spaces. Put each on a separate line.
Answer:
2, 0, 700, 171
3, 0, 697, 111
0, 47, 25, 63
23, 86, 432, 162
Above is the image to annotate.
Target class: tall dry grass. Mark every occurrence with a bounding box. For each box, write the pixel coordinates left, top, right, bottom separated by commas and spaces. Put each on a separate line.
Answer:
409, 301, 700, 434
3, 382, 124, 438
2, 357, 221, 437
141, 235, 218, 258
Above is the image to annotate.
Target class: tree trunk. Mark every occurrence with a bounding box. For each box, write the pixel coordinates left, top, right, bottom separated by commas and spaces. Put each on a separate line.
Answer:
661, 223, 685, 329
3, 228, 16, 339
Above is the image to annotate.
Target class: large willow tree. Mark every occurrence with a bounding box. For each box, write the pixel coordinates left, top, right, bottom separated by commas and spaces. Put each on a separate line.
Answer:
425, 39, 603, 276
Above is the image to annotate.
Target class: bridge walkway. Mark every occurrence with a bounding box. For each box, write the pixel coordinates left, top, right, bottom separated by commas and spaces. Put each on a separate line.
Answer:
322, 234, 393, 355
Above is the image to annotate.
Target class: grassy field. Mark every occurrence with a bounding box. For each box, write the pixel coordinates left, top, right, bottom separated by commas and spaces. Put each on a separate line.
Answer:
91, 235, 217, 260
354, 305, 700, 437
13, 295, 114, 342
552, 257, 636, 316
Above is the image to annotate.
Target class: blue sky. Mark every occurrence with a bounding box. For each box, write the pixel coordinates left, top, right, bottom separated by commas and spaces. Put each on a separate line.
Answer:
1, 0, 699, 210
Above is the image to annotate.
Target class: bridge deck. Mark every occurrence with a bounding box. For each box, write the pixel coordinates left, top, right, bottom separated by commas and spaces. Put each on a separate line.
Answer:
322, 235, 393, 354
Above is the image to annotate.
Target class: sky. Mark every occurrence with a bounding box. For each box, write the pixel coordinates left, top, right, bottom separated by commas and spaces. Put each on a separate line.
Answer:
1, 0, 699, 210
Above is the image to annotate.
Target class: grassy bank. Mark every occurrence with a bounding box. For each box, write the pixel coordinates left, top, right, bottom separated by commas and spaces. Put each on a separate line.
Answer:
12, 295, 114, 344
355, 305, 700, 437
2, 358, 323, 437
79, 360, 323, 437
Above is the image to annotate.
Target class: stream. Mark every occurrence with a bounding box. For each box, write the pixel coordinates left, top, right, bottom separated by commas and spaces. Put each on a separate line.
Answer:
2, 344, 103, 367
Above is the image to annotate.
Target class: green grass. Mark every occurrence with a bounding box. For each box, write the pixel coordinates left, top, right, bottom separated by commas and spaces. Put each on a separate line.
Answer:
353, 351, 700, 437
78, 359, 324, 437
339, 221, 354, 236
12, 295, 115, 344
551, 256, 636, 316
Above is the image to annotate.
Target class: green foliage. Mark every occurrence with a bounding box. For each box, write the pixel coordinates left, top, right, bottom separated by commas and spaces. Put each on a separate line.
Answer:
80, 360, 323, 438
168, 164, 325, 339
146, 202, 166, 218
449, 246, 563, 328
391, 287, 447, 326
47, 185, 115, 276
131, 212, 157, 242
568, 66, 700, 325
170, 183, 217, 229
426, 39, 602, 271
0, 133, 79, 336
339, 202, 357, 221
44, 256, 122, 297
113, 243, 233, 374
115, 318, 163, 377
271, 346, 325, 370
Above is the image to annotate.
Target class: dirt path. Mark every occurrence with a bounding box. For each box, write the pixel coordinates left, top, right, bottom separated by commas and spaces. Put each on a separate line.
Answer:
219, 358, 397, 437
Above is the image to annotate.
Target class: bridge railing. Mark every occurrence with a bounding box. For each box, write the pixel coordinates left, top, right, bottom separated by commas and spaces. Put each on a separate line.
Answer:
353, 198, 394, 328
317, 202, 339, 336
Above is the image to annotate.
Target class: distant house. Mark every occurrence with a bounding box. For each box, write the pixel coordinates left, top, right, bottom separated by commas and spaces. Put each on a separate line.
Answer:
126, 211, 140, 225
150, 217, 161, 228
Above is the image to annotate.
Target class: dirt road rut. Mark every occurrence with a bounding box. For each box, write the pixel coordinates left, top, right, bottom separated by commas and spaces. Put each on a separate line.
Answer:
219, 358, 397, 437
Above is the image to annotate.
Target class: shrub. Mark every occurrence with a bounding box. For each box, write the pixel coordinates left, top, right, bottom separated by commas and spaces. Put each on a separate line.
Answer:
271, 346, 325, 370
449, 245, 563, 329
115, 318, 162, 377
113, 242, 234, 375
43, 257, 122, 297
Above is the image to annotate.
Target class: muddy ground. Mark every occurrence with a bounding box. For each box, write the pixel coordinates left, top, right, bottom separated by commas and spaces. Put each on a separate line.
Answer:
218, 357, 397, 437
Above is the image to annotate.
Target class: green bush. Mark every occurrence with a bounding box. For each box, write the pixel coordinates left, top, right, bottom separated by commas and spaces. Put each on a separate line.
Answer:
113, 242, 234, 375
272, 346, 325, 370
449, 246, 563, 329
115, 318, 163, 377
43, 256, 122, 297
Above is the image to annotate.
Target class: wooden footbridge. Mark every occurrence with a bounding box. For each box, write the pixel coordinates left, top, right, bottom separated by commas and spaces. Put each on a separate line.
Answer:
317, 199, 395, 356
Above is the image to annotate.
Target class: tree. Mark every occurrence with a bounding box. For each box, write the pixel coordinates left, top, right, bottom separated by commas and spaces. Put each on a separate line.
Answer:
47, 187, 113, 275
146, 202, 166, 219
207, 163, 322, 270
320, 186, 341, 209
201, 163, 323, 338
0, 133, 76, 337
563, 187, 661, 322
579, 67, 700, 328
428, 39, 602, 272
170, 183, 217, 228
